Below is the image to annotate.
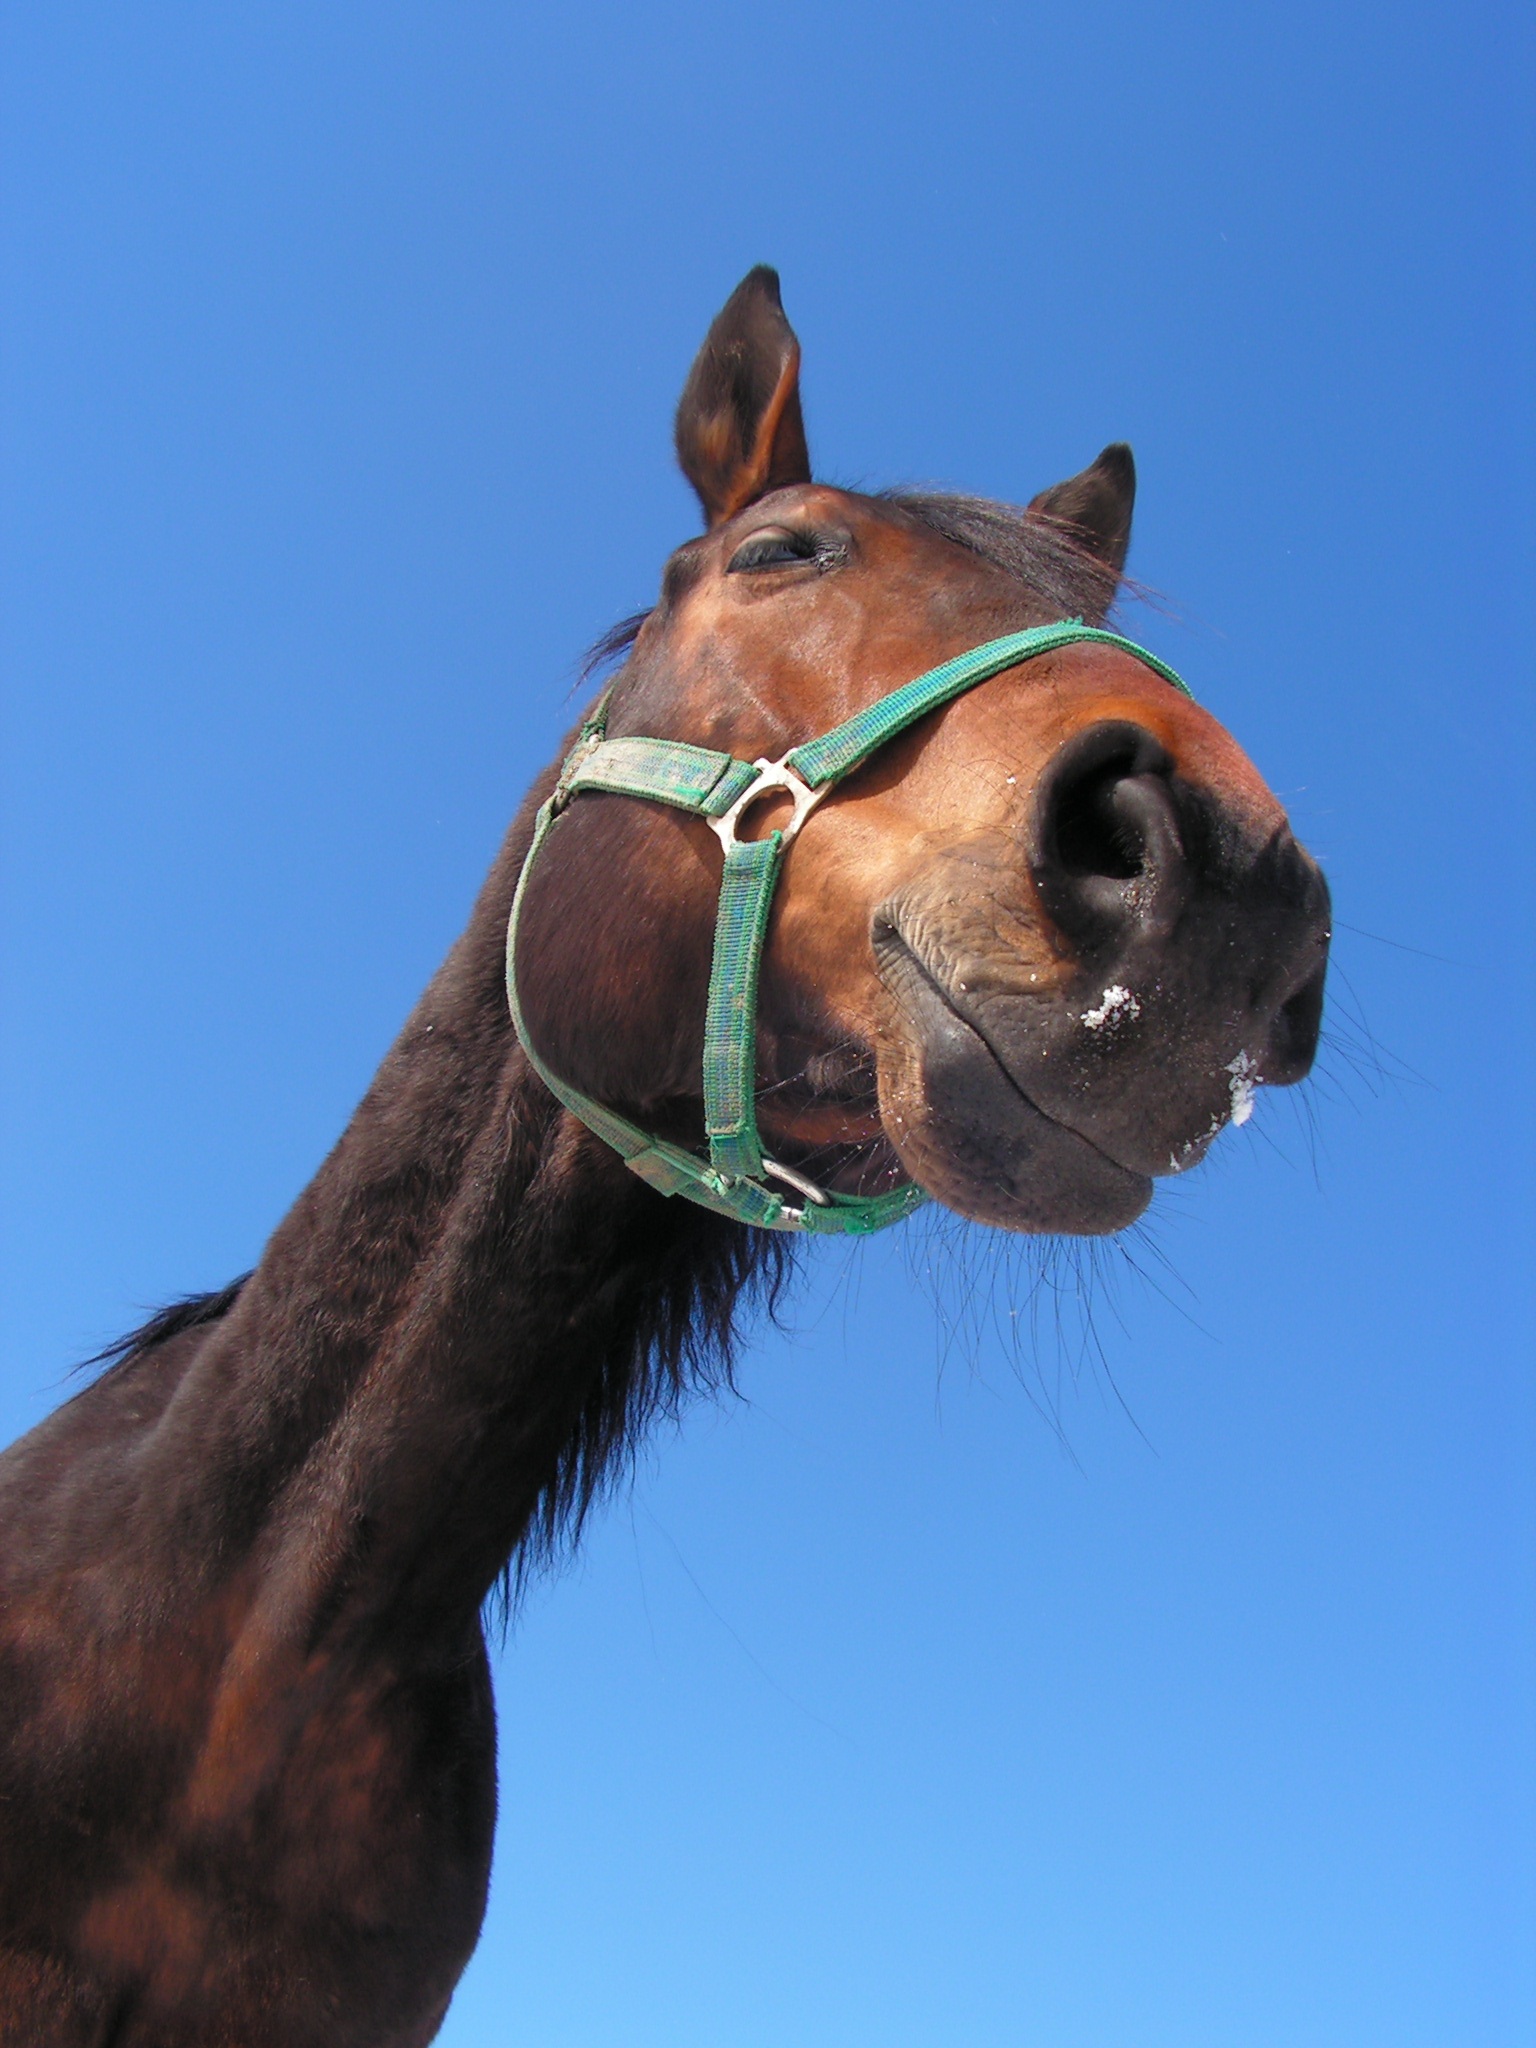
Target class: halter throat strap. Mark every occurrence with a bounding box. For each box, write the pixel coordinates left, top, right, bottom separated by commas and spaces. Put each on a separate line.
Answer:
505, 619, 1192, 1234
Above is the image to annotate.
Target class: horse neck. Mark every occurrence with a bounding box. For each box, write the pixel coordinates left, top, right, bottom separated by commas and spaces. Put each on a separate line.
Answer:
141, 794, 764, 1655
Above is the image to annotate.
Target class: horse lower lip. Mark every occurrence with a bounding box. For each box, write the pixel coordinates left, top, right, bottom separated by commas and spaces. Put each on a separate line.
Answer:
876, 926, 1153, 1208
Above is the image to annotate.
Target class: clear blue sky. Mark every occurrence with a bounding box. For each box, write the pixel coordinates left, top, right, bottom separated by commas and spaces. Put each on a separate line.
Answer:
2, 6, 1532, 2044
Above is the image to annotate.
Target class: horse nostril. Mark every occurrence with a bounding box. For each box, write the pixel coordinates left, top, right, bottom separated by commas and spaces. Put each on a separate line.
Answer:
1036, 723, 1187, 942
1053, 763, 1149, 880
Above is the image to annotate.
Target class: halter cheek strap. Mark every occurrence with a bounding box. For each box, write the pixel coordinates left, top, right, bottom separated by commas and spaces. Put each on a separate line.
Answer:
505, 619, 1193, 1235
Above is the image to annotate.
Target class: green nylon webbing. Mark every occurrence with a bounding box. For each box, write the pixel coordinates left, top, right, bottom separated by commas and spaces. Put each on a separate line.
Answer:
563, 734, 760, 817
506, 618, 1194, 1235
703, 834, 783, 1178
785, 620, 1192, 789
505, 798, 921, 1233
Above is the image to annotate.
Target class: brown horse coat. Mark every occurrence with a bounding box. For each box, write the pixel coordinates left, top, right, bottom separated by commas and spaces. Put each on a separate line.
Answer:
0, 269, 1328, 2046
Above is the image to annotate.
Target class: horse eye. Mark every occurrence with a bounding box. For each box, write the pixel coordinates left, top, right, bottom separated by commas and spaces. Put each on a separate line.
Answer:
726, 527, 821, 573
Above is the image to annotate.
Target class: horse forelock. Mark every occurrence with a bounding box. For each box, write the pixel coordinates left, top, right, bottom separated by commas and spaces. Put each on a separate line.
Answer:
880, 490, 1131, 623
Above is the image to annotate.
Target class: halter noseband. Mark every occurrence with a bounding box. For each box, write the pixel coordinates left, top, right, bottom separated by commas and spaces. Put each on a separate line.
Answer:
505, 620, 1193, 1234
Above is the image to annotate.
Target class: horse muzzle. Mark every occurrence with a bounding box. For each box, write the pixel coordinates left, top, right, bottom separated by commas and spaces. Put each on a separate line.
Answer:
871, 722, 1331, 1233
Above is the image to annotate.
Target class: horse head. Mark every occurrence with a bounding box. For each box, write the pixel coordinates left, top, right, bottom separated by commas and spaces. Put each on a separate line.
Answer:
514, 267, 1329, 1235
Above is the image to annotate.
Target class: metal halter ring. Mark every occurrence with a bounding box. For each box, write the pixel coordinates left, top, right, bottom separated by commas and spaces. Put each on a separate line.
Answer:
708, 757, 830, 853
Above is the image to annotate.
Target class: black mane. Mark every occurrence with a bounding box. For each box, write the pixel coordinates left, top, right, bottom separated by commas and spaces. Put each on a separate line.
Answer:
80, 1223, 792, 1595
883, 489, 1128, 622
82, 1274, 252, 1379
510, 1207, 791, 1594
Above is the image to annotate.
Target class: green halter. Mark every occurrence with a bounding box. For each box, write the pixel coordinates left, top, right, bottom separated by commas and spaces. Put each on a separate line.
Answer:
506, 619, 1193, 1234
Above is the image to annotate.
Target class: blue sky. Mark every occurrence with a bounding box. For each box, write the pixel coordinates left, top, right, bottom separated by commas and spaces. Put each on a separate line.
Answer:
2, 5, 1532, 2044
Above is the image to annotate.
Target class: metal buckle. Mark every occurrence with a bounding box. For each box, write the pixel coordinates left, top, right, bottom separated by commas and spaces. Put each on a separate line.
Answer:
761, 1154, 832, 1207
709, 757, 830, 853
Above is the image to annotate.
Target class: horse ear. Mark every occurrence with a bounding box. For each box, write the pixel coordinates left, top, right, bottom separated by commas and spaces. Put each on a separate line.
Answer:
1028, 443, 1136, 576
674, 267, 812, 528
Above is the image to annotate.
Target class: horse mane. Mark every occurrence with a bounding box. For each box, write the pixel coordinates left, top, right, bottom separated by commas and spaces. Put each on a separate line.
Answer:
505, 1207, 792, 1601
882, 490, 1130, 622
81, 1274, 253, 1380
81, 1222, 793, 1601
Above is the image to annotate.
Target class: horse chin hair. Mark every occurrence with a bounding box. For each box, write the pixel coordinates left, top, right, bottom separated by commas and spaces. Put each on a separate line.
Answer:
892, 1202, 1170, 1454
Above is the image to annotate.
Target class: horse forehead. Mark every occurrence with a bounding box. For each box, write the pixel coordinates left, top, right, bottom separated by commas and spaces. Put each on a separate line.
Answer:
712, 480, 888, 535
649, 534, 1282, 824
661, 512, 1003, 688
676, 489, 961, 624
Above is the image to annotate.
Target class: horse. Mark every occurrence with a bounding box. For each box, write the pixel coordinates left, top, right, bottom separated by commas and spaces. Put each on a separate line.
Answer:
0, 267, 1330, 2045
